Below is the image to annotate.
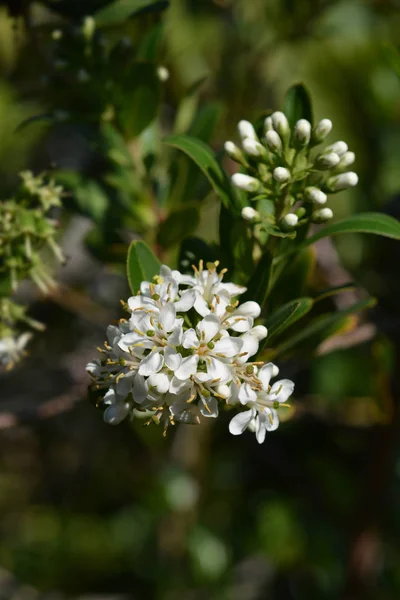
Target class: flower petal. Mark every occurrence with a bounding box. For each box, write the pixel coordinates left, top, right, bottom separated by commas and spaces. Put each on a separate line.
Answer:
264, 407, 280, 431
235, 301, 261, 318
255, 414, 267, 443
197, 314, 220, 343
104, 402, 130, 425
159, 303, 176, 332
227, 316, 253, 333
148, 372, 170, 394
229, 409, 254, 435
194, 295, 210, 317
182, 328, 200, 349
258, 363, 275, 389
200, 396, 219, 418
238, 382, 257, 404
174, 290, 197, 312
269, 379, 295, 403
133, 374, 148, 403
164, 347, 182, 371
116, 371, 135, 396
138, 350, 164, 376
213, 336, 243, 357
236, 332, 259, 363
175, 355, 199, 380
206, 357, 232, 382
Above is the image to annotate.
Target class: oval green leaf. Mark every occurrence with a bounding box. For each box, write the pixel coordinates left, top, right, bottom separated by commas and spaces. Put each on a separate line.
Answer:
127, 240, 161, 294
164, 134, 241, 212
283, 83, 313, 128
264, 297, 314, 344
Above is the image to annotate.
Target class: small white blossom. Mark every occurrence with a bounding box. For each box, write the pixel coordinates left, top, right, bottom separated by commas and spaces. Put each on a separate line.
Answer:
273, 167, 290, 183
313, 118, 332, 141
0, 332, 32, 368
271, 111, 289, 137
316, 152, 340, 170
305, 187, 327, 205
281, 213, 298, 229
242, 138, 266, 158
265, 130, 282, 154
327, 171, 358, 191
238, 120, 257, 141
294, 119, 311, 146
313, 207, 333, 222
325, 141, 348, 156
241, 206, 260, 222
232, 173, 261, 193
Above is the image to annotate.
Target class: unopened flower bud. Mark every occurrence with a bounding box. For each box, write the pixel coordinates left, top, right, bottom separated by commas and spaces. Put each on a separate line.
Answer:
82, 16, 96, 41
271, 364, 280, 377
313, 118, 332, 142
251, 325, 268, 341
241, 206, 260, 222
337, 151, 355, 170
305, 186, 327, 205
224, 141, 246, 164
264, 116, 273, 132
294, 119, 311, 147
216, 384, 231, 399
157, 66, 170, 82
232, 173, 261, 193
315, 152, 340, 170
273, 167, 290, 183
265, 130, 282, 154
326, 171, 358, 192
313, 208, 333, 223
238, 120, 257, 141
271, 111, 289, 137
325, 141, 348, 156
242, 138, 267, 159
280, 213, 298, 230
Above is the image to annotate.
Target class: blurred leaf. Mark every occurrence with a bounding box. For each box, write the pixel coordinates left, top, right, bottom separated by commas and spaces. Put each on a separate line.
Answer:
383, 44, 400, 79
313, 283, 356, 303
95, 0, 169, 26
56, 172, 109, 223
157, 204, 201, 248
137, 23, 163, 61
164, 135, 240, 211
116, 63, 161, 138
283, 83, 313, 128
264, 297, 314, 344
279, 213, 400, 260
127, 240, 161, 293
178, 237, 219, 273
241, 251, 273, 308
269, 297, 376, 359
232, 220, 254, 284
269, 247, 315, 311
0, 275, 12, 298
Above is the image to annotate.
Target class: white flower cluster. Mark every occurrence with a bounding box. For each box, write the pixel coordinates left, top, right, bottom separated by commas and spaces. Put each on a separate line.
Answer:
225, 113, 358, 232
87, 262, 294, 443
0, 332, 32, 370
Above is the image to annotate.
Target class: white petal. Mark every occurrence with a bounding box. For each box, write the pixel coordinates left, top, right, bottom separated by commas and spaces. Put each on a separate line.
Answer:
197, 314, 220, 343
182, 328, 200, 349
138, 351, 164, 376
116, 371, 135, 396
133, 374, 148, 403
255, 414, 267, 443
228, 409, 254, 435
170, 403, 200, 424
194, 295, 210, 317
106, 325, 121, 345
206, 357, 232, 382
168, 323, 183, 346
164, 347, 182, 371
236, 332, 259, 363
215, 383, 231, 399
159, 303, 176, 332
219, 282, 246, 296
175, 355, 199, 380
235, 301, 261, 318
148, 372, 170, 394
174, 290, 196, 312
213, 336, 243, 357
269, 379, 294, 403
103, 388, 117, 405
200, 396, 219, 418
263, 407, 280, 431
238, 382, 257, 404
258, 363, 275, 389
104, 402, 130, 425
226, 317, 253, 333
169, 376, 191, 394
251, 325, 268, 341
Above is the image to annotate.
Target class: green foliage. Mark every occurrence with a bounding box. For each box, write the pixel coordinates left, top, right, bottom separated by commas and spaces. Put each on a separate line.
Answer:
283, 83, 313, 128
127, 240, 161, 294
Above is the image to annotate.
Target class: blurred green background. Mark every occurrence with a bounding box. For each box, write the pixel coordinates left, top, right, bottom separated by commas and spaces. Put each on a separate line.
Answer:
1, 0, 400, 598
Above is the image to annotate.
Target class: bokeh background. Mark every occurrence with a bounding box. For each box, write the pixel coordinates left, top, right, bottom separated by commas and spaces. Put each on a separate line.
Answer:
1, 0, 400, 598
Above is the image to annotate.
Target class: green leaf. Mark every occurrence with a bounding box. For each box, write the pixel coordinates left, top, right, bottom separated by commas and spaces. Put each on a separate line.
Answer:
268, 247, 315, 313
164, 134, 241, 212
95, 0, 169, 26
116, 63, 161, 138
283, 83, 313, 128
157, 204, 201, 248
313, 283, 356, 303
268, 297, 376, 359
277, 213, 400, 261
127, 241, 161, 294
232, 221, 254, 284
264, 297, 314, 344
241, 251, 273, 308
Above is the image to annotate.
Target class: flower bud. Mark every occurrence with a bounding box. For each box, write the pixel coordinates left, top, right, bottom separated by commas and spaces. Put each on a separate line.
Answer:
232, 173, 261, 193
216, 384, 231, 399
325, 141, 348, 156
264, 116, 273, 132
242, 138, 267, 159
104, 402, 130, 425
82, 16, 96, 41
238, 120, 257, 141
337, 151, 355, 170
280, 213, 298, 230
326, 171, 358, 192
273, 167, 290, 183
241, 206, 260, 222
271, 111, 290, 137
265, 130, 282, 154
312, 208, 333, 223
157, 66, 170, 82
305, 186, 327, 205
315, 152, 340, 170
251, 325, 268, 341
235, 301, 261, 318
294, 119, 311, 147
271, 363, 280, 377
224, 141, 246, 164
313, 118, 332, 142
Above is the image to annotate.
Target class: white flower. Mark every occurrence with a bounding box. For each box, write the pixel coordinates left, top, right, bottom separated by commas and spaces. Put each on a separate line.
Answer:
325, 141, 348, 156
313, 118, 332, 141
271, 111, 289, 137
273, 167, 290, 183
294, 119, 311, 146
305, 187, 327, 205
242, 138, 266, 158
229, 363, 294, 443
241, 206, 260, 222
313, 208, 333, 222
231, 173, 261, 193
327, 171, 358, 191
316, 152, 340, 170
281, 213, 298, 229
238, 120, 257, 141
0, 332, 32, 368
265, 130, 282, 154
